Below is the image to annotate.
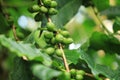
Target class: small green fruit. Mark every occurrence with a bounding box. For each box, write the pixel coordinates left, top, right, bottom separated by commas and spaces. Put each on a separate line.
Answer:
60, 30, 70, 37
76, 74, 83, 80
45, 47, 55, 55
64, 72, 71, 80
70, 69, 76, 75
63, 38, 73, 44
43, 0, 51, 7
48, 8, 58, 15
46, 22, 56, 31
76, 70, 85, 75
44, 31, 53, 39
50, 1, 58, 7
55, 49, 62, 57
40, 6, 48, 13
51, 37, 56, 44
70, 79, 75, 80
34, 13, 43, 21
55, 34, 64, 42
28, 5, 40, 13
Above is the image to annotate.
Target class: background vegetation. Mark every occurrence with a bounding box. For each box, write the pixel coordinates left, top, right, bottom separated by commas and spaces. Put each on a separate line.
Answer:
0, 0, 120, 80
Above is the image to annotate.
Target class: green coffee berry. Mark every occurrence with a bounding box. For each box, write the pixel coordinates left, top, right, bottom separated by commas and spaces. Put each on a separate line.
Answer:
55, 34, 64, 43
28, 5, 40, 13
64, 72, 71, 80
55, 49, 62, 57
46, 22, 56, 31
34, 13, 43, 21
40, 6, 48, 13
60, 30, 70, 37
51, 37, 56, 44
76, 74, 83, 80
48, 8, 58, 15
63, 38, 73, 44
76, 70, 85, 75
43, 0, 51, 7
32, 5, 40, 11
44, 31, 53, 39
50, 1, 58, 7
70, 69, 76, 75
45, 47, 55, 55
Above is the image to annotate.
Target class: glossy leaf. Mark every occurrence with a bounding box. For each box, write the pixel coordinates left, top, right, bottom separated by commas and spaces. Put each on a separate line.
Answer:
10, 57, 31, 80
0, 35, 52, 66
89, 32, 120, 54
100, 6, 120, 17
113, 18, 120, 33
79, 49, 117, 79
51, 0, 82, 27
92, 0, 110, 11
64, 49, 80, 64
31, 64, 62, 80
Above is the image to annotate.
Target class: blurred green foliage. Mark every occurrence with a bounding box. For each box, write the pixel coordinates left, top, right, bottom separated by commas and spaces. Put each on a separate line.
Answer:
0, 0, 120, 80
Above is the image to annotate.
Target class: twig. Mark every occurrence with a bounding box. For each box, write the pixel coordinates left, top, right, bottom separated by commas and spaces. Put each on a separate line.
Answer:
91, 6, 111, 35
59, 43, 70, 72
85, 73, 94, 78
12, 24, 19, 41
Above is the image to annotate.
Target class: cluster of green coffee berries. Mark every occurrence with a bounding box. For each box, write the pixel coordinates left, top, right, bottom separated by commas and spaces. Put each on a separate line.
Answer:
62, 69, 85, 80
28, 0, 58, 21
43, 21, 73, 57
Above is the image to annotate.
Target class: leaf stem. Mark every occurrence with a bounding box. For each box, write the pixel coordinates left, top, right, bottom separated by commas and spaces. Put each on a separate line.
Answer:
12, 24, 19, 41
46, 15, 70, 72
59, 43, 70, 72
91, 6, 111, 35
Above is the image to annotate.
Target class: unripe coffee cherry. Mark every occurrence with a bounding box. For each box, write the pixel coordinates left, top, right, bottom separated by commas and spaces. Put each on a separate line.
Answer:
43, 0, 51, 7
48, 8, 58, 15
40, 6, 48, 13
70, 69, 76, 75
51, 37, 56, 44
44, 31, 53, 39
28, 5, 40, 13
46, 22, 56, 31
76, 70, 85, 75
60, 30, 70, 37
64, 71, 71, 80
55, 49, 62, 57
63, 38, 73, 44
50, 1, 58, 7
76, 74, 83, 80
55, 34, 64, 43
34, 13, 43, 22
45, 47, 55, 55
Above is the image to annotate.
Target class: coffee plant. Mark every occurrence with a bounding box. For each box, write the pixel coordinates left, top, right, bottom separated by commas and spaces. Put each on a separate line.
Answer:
0, 0, 120, 80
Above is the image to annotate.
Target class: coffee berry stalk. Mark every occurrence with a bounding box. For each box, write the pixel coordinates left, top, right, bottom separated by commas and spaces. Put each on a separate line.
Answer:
28, 0, 72, 73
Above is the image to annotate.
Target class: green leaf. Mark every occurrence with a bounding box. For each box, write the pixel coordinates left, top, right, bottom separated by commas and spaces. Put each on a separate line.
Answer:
51, 0, 82, 27
113, 68, 120, 80
10, 57, 31, 80
0, 13, 10, 33
0, 35, 52, 66
79, 49, 116, 79
56, 0, 70, 9
113, 18, 120, 33
64, 49, 80, 64
92, 0, 110, 11
100, 6, 120, 17
89, 32, 120, 54
31, 64, 62, 80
